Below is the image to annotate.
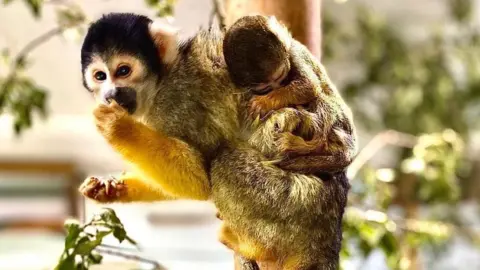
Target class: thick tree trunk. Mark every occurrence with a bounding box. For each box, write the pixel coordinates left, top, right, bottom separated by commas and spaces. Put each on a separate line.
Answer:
223, 0, 322, 269
224, 0, 322, 60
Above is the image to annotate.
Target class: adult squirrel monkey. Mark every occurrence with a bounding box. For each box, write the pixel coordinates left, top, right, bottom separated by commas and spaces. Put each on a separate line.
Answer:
78, 13, 355, 270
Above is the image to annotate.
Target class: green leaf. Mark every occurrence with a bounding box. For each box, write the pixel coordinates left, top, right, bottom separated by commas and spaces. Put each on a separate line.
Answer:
87, 252, 103, 264
448, 0, 472, 23
55, 4, 86, 28
75, 230, 110, 256
54, 254, 76, 270
358, 222, 385, 246
23, 0, 42, 17
144, 0, 160, 6
113, 226, 126, 243
99, 208, 122, 226
63, 220, 81, 250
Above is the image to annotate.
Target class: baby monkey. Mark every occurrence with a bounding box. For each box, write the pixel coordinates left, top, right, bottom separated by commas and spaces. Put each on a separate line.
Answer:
223, 15, 310, 118
223, 15, 357, 174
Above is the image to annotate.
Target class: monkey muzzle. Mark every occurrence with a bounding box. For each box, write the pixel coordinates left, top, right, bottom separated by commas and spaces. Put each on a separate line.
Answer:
103, 87, 137, 114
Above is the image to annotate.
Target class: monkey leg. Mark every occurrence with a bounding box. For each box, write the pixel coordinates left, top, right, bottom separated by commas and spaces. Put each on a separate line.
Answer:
93, 102, 210, 201
79, 172, 176, 203
211, 145, 347, 269
218, 223, 276, 262
282, 257, 336, 270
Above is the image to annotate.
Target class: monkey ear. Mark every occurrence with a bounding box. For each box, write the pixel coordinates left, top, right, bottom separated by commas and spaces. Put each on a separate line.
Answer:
149, 20, 179, 64
266, 15, 292, 49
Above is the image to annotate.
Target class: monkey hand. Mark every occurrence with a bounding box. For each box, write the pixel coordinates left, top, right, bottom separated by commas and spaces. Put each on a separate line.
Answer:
79, 176, 127, 203
93, 101, 132, 143
275, 132, 307, 157
248, 95, 279, 120
274, 132, 326, 158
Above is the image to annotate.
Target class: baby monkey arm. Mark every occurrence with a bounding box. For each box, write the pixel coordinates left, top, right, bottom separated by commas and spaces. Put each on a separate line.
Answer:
249, 74, 319, 119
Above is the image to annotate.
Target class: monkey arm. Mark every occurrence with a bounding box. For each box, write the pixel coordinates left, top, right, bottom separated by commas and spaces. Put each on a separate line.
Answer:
94, 103, 211, 201
249, 77, 318, 119
110, 120, 210, 200
79, 172, 177, 203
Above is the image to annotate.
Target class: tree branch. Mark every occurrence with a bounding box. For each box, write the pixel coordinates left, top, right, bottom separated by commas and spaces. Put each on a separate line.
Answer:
95, 246, 167, 270
210, 0, 227, 30
347, 130, 419, 179
2, 26, 63, 92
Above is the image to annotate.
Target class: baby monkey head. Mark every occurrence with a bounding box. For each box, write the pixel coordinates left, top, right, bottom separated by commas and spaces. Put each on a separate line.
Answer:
81, 12, 178, 115
223, 15, 293, 94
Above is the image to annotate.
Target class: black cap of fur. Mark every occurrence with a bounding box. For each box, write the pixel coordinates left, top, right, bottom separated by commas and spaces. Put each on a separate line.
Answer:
81, 13, 162, 82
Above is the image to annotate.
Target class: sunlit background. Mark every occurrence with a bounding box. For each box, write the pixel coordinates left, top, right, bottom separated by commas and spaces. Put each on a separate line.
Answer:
0, 0, 479, 269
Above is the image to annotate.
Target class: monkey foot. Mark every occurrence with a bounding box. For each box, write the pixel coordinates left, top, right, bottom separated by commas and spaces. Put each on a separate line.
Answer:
79, 176, 126, 203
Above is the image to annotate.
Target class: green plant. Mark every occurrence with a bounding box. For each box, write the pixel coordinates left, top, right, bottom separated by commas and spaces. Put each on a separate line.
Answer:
323, 0, 480, 269
55, 208, 137, 270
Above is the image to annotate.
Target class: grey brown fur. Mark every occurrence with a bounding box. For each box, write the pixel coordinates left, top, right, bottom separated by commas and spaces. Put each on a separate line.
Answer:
80, 13, 353, 269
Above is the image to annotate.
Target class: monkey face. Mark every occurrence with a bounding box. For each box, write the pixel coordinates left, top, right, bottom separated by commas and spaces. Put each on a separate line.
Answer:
80, 13, 178, 116
223, 14, 292, 94
82, 54, 155, 115
250, 59, 291, 94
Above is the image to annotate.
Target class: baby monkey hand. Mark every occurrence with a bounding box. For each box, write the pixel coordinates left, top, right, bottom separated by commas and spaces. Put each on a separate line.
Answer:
248, 95, 278, 120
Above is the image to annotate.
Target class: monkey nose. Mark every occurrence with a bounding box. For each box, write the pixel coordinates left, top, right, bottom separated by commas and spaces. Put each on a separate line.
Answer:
103, 88, 118, 104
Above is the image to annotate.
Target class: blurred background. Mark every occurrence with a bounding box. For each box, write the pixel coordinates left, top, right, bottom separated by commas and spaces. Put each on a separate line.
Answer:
0, 0, 479, 269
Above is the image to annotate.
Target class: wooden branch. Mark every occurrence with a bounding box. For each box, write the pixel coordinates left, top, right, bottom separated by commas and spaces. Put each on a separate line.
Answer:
210, 0, 227, 30
223, 0, 321, 58
95, 246, 167, 270
2, 27, 63, 92
346, 130, 419, 179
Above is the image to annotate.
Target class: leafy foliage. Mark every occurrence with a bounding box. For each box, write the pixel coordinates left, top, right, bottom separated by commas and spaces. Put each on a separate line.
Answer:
54, 208, 137, 270
144, 0, 177, 18
323, 0, 480, 268
3, 0, 43, 17
0, 1, 87, 135
341, 130, 464, 269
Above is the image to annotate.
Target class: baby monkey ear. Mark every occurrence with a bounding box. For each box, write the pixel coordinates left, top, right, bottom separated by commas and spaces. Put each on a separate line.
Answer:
149, 20, 179, 64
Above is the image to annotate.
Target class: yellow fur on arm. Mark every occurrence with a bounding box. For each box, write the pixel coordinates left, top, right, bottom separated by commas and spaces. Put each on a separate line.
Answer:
118, 172, 177, 202
109, 118, 211, 201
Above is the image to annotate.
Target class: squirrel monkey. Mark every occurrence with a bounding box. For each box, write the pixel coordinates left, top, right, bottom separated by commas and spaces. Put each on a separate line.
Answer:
223, 15, 357, 175
78, 13, 351, 270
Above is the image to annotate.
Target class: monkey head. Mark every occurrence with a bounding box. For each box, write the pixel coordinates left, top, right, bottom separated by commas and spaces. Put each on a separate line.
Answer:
80, 13, 178, 115
223, 15, 292, 94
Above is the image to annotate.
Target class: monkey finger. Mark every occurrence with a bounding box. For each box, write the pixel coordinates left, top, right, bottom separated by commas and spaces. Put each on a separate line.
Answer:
110, 100, 125, 112
260, 110, 274, 121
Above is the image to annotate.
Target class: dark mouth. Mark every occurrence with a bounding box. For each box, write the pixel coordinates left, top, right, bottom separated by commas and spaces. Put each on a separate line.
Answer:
119, 101, 137, 114
108, 87, 137, 114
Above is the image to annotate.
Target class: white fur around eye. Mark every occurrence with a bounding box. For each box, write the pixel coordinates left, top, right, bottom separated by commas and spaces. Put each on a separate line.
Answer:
85, 57, 109, 90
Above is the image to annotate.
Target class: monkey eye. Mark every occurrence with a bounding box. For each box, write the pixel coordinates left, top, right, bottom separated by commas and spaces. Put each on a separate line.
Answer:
251, 84, 273, 95
115, 65, 132, 78
94, 71, 107, 81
